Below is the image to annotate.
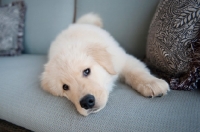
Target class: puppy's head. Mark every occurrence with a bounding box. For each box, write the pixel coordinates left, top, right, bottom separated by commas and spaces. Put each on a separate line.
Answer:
41, 44, 116, 116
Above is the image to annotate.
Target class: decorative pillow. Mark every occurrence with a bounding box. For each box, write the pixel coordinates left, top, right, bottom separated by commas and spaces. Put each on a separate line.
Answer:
0, 1, 26, 56
145, 0, 200, 90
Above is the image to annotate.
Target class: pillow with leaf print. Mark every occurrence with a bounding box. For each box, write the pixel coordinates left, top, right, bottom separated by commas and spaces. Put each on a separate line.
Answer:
145, 0, 200, 90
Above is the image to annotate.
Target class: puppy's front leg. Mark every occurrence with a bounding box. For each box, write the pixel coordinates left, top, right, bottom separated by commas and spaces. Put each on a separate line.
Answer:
120, 54, 170, 98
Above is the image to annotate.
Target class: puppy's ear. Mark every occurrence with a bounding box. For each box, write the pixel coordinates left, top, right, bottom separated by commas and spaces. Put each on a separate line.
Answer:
88, 45, 116, 75
41, 63, 62, 96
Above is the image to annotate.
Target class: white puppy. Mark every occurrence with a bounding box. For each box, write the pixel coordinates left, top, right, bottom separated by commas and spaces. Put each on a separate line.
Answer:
41, 13, 170, 116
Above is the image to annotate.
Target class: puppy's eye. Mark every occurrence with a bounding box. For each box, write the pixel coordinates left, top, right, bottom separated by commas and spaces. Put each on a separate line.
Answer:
83, 68, 90, 77
63, 84, 69, 90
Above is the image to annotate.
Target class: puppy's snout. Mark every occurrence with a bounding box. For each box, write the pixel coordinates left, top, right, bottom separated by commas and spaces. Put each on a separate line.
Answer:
80, 94, 95, 109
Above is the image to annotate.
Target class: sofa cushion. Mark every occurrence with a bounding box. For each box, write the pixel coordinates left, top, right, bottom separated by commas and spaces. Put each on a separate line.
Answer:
1, 0, 74, 54
0, 55, 200, 132
0, 1, 26, 56
76, 0, 160, 59
145, 0, 200, 90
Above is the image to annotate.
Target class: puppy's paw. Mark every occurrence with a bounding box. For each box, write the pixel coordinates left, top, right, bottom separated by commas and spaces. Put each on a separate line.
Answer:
138, 78, 170, 98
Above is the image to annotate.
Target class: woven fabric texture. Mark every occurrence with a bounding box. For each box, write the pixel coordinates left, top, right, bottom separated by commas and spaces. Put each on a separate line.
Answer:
0, 55, 200, 132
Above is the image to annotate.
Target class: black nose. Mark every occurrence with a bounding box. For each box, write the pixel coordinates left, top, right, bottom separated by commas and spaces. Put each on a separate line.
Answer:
80, 94, 95, 109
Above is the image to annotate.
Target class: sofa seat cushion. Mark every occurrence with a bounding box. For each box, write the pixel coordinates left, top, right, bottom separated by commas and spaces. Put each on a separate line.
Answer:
0, 54, 200, 132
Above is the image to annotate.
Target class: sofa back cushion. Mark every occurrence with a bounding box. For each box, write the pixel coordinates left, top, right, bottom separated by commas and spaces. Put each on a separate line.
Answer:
76, 0, 160, 58
2, 0, 74, 54
1, 0, 160, 57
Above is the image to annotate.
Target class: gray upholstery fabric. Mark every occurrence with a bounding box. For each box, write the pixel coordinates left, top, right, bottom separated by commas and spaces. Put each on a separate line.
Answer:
2, 0, 74, 54
0, 55, 200, 132
76, 0, 160, 59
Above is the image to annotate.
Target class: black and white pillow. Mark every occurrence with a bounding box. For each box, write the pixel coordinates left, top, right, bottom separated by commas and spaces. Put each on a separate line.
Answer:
146, 0, 200, 90
0, 1, 26, 56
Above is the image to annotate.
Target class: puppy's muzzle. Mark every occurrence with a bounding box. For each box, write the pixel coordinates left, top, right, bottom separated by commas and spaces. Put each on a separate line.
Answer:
80, 94, 95, 109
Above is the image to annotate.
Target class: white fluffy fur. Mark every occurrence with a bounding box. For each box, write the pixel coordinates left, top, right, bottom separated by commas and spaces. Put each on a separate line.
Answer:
41, 13, 170, 116
76, 13, 103, 28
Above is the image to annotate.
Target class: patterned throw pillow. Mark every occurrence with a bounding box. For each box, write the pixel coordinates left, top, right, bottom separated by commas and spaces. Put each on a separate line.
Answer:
0, 1, 26, 56
146, 0, 200, 90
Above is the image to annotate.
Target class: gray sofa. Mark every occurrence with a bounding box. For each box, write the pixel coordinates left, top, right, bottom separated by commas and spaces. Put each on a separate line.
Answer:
0, 0, 200, 132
